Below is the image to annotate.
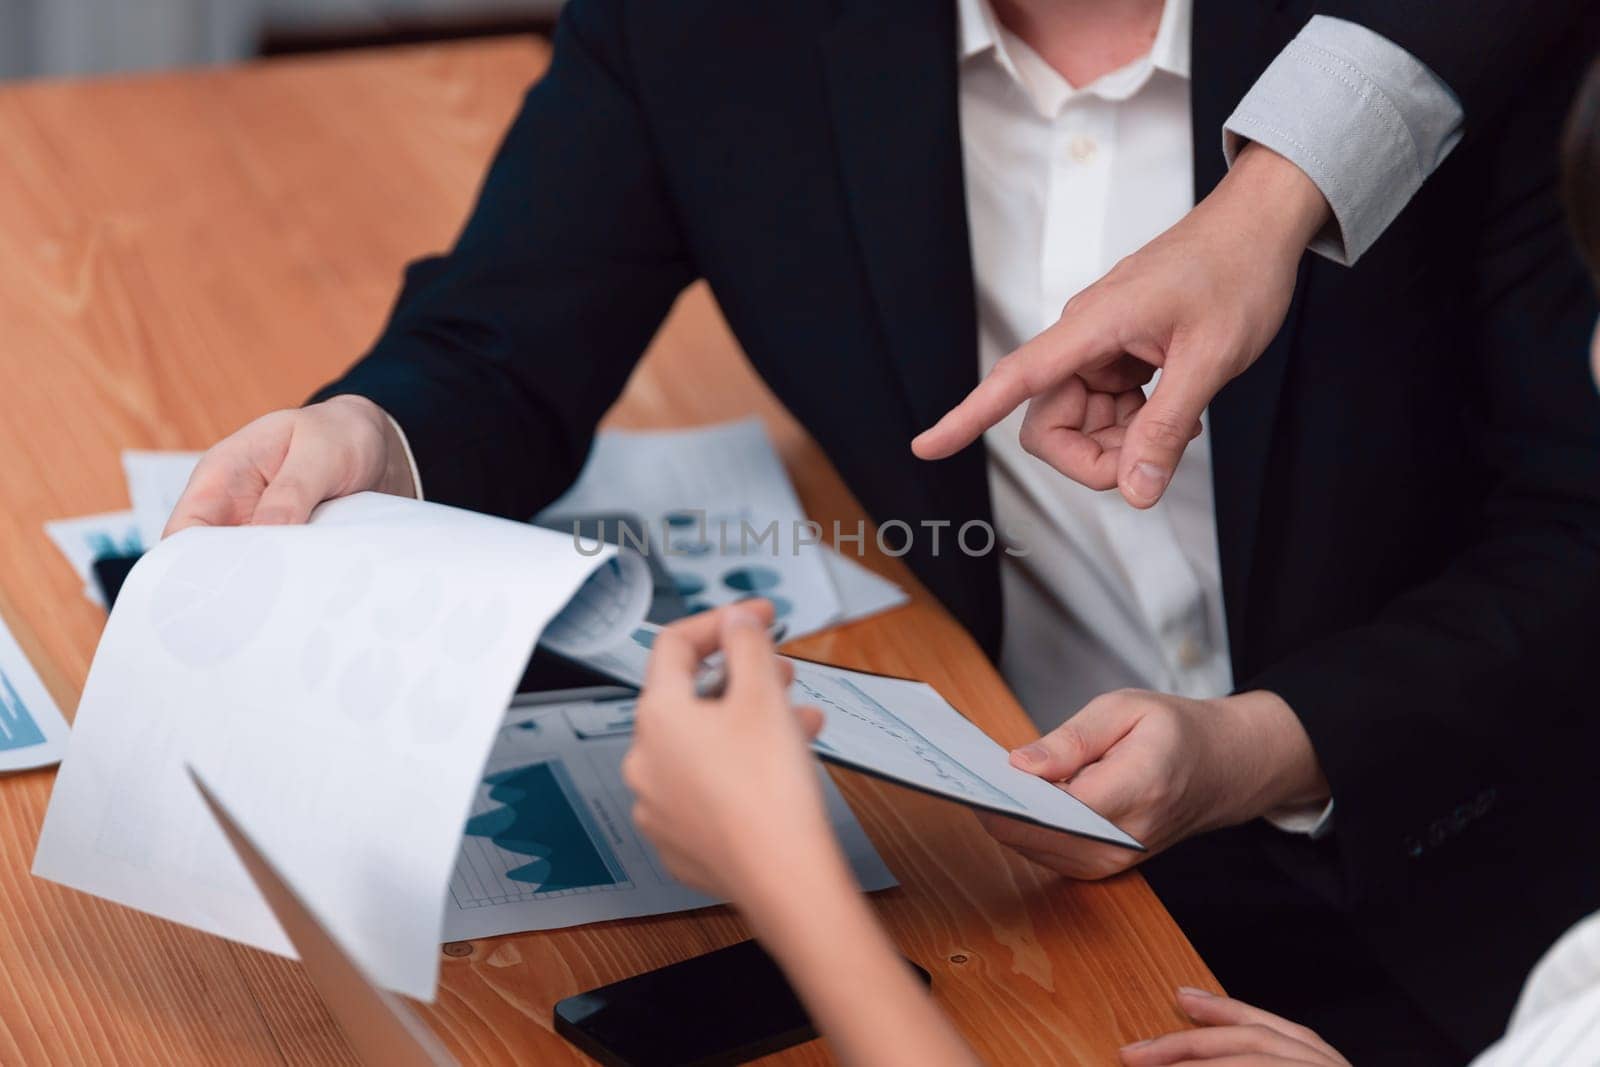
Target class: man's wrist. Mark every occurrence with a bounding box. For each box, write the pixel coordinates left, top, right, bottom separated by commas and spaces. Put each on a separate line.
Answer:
1216, 142, 1333, 258
1212, 689, 1330, 824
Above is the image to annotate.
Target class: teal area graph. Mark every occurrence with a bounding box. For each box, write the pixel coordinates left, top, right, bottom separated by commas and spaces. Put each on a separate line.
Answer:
0, 669, 46, 751
460, 760, 625, 897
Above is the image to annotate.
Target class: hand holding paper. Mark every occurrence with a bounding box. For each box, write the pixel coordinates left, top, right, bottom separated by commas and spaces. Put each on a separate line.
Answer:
34, 493, 651, 999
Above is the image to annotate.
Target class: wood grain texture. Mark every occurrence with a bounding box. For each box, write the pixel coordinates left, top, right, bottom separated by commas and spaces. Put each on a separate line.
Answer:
0, 39, 1219, 1065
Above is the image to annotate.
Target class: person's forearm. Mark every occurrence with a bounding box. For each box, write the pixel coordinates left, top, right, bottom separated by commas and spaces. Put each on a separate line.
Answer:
736, 850, 977, 1067
1211, 689, 1331, 826
1209, 142, 1332, 267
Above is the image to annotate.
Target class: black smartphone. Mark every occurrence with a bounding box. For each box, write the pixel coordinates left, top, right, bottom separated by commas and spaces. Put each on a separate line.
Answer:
554, 939, 932, 1067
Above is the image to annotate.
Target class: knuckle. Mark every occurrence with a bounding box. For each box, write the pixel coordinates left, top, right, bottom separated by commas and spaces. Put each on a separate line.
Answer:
265, 476, 308, 500
1286, 1022, 1325, 1046
1243, 1024, 1279, 1048
995, 353, 1045, 396
1138, 410, 1190, 452
1048, 723, 1089, 762
1018, 419, 1045, 458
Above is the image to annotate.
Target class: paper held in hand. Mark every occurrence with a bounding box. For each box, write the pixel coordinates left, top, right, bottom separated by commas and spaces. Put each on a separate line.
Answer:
33, 493, 656, 1001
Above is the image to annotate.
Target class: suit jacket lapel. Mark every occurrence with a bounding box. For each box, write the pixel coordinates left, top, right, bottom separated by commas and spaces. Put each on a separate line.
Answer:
1192, 0, 1313, 667
820, 3, 1000, 654
819, 0, 979, 439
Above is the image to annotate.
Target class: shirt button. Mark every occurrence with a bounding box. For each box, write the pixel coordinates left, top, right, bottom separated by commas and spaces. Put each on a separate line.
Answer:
1177, 635, 1207, 669
1068, 134, 1098, 163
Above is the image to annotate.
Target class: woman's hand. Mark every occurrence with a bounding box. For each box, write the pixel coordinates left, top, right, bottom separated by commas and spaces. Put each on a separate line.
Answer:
622, 601, 835, 903
163, 394, 417, 537
626, 602, 980, 1067
1121, 987, 1350, 1066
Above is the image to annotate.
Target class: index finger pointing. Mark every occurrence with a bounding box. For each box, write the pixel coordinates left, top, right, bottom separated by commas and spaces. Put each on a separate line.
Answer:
912, 316, 1114, 460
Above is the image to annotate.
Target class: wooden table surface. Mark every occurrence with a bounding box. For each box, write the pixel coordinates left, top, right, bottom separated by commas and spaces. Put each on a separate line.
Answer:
0, 38, 1218, 1066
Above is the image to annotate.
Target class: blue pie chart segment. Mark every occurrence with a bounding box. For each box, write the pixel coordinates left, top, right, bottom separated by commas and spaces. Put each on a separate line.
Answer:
722, 566, 781, 594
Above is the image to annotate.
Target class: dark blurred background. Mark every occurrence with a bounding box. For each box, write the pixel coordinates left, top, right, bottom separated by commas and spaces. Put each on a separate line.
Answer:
0, 0, 561, 79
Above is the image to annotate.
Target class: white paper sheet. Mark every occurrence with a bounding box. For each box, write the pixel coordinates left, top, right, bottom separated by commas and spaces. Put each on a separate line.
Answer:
32, 492, 651, 1000
443, 689, 895, 940
551, 640, 1139, 851
822, 549, 910, 623
44, 510, 145, 607
0, 617, 71, 772
122, 450, 204, 547
541, 420, 846, 640
792, 661, 1142, 851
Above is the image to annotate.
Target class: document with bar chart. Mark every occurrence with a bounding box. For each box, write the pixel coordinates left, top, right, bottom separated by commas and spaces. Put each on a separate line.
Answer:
443, 688, 896, 940
0, 613, 69, 772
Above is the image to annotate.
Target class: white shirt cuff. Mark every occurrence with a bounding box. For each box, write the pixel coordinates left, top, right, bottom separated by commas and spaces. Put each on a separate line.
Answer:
383, 412, 424, 501
1222, 15, 1464, 265
1266, 798, 1335, 839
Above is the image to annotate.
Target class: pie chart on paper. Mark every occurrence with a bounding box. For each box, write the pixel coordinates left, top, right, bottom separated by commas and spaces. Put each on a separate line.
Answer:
148, 535, 286, 668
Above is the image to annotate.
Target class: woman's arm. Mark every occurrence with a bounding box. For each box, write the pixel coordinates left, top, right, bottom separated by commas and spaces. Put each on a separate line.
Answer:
735, 819, 974, 1067
623, 603, 976, 1067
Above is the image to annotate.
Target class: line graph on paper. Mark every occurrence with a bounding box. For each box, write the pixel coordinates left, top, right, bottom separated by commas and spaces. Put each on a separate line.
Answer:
794, 674, 1018, 807
449, 757, 633, 909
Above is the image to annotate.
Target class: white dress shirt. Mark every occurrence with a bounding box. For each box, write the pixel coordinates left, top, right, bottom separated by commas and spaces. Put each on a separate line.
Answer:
958, 0, 1231, 731
1471, 911, 1600, 1066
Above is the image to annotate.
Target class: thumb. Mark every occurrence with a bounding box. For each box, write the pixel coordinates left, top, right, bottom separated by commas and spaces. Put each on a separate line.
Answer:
250, 433, 346, 526
1010, 697, 1138, 781
795, 705, 825, 740
1117, 361, 1211, 509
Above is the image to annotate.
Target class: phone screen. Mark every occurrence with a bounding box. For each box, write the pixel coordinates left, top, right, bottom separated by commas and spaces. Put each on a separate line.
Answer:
554, 938, 931, 1067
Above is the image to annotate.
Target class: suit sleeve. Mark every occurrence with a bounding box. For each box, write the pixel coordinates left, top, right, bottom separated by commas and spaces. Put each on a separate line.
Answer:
1244, 44, 1600, 898
1325, 1, 1596, 132
312, 0, 693, 520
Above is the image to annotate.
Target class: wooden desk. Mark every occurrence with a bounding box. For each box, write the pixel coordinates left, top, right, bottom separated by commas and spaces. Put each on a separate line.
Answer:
0, 39, 1218, 1065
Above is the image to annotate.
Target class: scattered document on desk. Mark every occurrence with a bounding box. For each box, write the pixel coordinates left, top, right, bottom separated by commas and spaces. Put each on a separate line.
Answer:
791, 660, 1143, 851
444, 688, 895, 941
822, 549, 909, 623
0, 616, 70, 772
123, 450, 203, 546
44, 510, 144, 607
32, 492, 654, 1001
544, 420, 885, 640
